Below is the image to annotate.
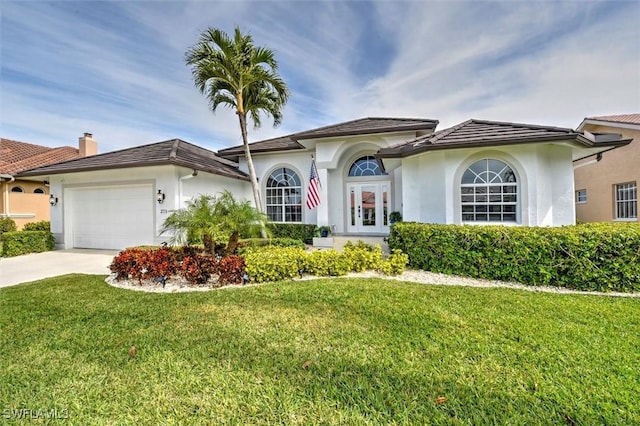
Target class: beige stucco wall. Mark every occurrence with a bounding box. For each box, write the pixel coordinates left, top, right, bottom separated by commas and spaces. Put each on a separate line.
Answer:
574, 124, 639, 223
0, 179, 50, 229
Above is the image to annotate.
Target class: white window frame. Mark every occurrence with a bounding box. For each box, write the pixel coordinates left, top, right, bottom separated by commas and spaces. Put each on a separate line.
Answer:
265, 167, 303, 223
461, 158, 518, 223
575, 189, 587, 204
615, 182, 637, 220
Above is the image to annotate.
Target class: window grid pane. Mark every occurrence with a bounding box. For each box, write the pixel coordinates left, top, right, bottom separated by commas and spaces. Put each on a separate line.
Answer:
615, 182, 637, 219
266, 168, 302, 223
461, 159, 518, 223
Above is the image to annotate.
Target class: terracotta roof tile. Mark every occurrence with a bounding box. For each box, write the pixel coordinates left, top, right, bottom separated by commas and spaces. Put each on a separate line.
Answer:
587, 113, 640, 125
0, 138, 81, 174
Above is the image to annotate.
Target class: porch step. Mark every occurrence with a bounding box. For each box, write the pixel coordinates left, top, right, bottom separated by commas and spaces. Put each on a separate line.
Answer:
313, 235, 389, 254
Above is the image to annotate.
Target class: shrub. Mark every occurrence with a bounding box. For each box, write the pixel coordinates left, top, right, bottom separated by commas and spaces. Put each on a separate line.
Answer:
0, 217, 17, 239
23, 221, 50, 231
110, 247, 178, 282
238, 237, 306, 252
379, 249, 409, 275
306, 250, 351, 277
1, 231, 55, 257
180, 254, 218, 285
218, 255, 245, 285
342, 241, 384, 272
266, 223, 317, 244
388, 222, 640, 292
244, 247, 307, 283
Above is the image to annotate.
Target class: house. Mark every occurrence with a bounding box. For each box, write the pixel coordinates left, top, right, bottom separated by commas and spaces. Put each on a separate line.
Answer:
18, 139, 250, 249
0, 134, 97, 229
574, 114, 639, 223
19, 117, 630, 250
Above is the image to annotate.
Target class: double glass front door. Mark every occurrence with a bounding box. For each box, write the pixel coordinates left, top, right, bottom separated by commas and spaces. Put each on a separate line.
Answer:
346, 182, 390, 233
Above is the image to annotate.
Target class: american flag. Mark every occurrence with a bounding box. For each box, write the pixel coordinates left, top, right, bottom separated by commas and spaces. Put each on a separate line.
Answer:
306, 158, 321, 209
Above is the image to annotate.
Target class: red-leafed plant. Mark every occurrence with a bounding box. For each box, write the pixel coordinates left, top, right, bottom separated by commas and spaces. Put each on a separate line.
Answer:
218, 255, 245, 285
110, 247, 177, 283
180, 254, 218, 285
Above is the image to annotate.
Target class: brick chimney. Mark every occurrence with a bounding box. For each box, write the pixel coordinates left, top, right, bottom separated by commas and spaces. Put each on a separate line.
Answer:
79, 132, 98, 157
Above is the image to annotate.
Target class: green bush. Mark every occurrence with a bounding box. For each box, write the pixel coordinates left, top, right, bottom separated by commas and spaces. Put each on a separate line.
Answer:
342, 241, 384, 272
1, 231, 55, 257
388, 222, 640, 292
0, 217, 17, 240
244, 244, 409, 282
244, 247, 307, 283
238, 237, 306, 252
379, 249, 409, 275
266, 223, 317, 244
306, 249, 351, 277
22, 221, 51, 231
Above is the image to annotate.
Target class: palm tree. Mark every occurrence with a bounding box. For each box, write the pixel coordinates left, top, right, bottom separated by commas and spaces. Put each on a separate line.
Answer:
160, 192, 268, 255
185, 26, 289, 215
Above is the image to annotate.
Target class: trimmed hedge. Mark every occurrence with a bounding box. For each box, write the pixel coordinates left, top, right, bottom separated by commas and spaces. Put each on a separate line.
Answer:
238, 237, 306, 251
266, 223, 317, 244
388, 222, 640, 292
244, 244, 409, 283
23, 221, 51, 231
1, 231, 55, 257
0, 217, 17, 239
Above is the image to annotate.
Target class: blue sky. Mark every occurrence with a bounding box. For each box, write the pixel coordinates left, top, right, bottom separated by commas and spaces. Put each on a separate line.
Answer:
2, 0, 639, 154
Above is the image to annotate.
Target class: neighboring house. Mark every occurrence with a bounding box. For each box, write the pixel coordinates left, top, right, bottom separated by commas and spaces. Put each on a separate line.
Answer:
19, 117, 629, 250
574, 114, 639, 223
0, 133, 97, 229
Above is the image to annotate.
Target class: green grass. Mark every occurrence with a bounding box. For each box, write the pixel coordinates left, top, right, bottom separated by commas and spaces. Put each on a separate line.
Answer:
1, 275, 639, 424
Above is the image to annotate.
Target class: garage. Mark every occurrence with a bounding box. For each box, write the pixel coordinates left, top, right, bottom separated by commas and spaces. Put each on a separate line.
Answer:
69, 185, 155, 250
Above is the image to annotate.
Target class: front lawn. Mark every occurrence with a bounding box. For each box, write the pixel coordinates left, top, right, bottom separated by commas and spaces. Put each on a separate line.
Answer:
1, 275, 638, 424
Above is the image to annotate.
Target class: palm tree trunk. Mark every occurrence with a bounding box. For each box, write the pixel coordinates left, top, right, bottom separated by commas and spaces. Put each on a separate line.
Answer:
238, 112, 268, 239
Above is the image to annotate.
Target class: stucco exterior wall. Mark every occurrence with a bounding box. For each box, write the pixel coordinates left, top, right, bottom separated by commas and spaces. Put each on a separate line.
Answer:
401, 143, 576, 227
574, 124, 639, 222
47, 165, 250, 249
0, 179, 50, 229
245, 132, 415, 232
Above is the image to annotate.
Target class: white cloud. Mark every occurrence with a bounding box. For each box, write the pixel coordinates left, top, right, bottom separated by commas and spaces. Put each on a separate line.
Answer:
1, 0, 638, 154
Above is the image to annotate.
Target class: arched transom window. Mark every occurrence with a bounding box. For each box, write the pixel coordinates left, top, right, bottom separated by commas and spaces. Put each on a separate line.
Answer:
266, 167, 302, 222
461, 159, 517, 222
348, 156, 386, 177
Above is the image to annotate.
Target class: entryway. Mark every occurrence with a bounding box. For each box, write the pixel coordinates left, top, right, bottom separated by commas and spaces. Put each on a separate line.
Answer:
346, 182, 390, 234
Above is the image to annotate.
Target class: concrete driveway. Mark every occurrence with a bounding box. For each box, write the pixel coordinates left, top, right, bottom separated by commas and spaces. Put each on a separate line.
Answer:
0, 249, 118, 288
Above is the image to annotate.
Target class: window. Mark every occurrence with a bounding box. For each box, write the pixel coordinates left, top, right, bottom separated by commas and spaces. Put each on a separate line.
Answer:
575, 189, 587, 204
34, 188, 46, 194
348, 156, 386, 177
266, 167, 302, 222
461, 158, 517, 222
10, 186, 24, 193
615, 182, 637, 220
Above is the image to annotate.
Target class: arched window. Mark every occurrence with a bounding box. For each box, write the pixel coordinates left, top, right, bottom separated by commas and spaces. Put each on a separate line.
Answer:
461, 159, 517, 222
348, 156, 386, 177
266, 167, 302, 222
34, 188, 46, 194
11, 186, 24, 193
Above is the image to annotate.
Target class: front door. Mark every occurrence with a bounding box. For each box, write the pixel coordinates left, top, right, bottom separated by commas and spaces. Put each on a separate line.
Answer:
346, 182, 390, 233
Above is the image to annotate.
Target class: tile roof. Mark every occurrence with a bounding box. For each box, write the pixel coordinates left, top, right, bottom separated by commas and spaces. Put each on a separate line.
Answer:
18, 139, 249, 181
586, 113, 640, 125
0, 138, 82, 175
377, 119, 629, 158
218, 117, 438, 157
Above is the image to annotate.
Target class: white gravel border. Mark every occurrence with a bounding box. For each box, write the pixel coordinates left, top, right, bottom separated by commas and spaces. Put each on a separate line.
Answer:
105, 271, 640, 298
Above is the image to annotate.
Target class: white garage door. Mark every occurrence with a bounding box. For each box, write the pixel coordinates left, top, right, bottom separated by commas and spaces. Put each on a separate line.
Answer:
71, 185, 154, 250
